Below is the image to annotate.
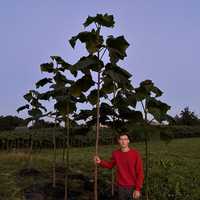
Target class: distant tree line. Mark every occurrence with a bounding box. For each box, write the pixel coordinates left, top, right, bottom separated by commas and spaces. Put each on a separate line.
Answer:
0, 116, 58, 131
0, 106, 199, 131
171, 106, 200, 126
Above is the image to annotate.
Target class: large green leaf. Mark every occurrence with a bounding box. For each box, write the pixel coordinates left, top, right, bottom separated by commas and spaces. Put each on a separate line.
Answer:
87, 89, 107, 105
124, 91, 137, 108
76, 93, 87, 103
28, 108, 42, 117
16, 104, 29, 113
135, 86, 149, 101
101, 76, 115, 94
103, 63, 132, 88
74, 109, 95, 121
83, 13, 115, 28
69, 30, 103, 53
50, 87, 69, 99
36, 78, 52, 88
31, 98, 47, 112
53, 71, 68, 86
40, 62, 54, 73
38, 91, 53, 100
100, 102, 114, 115
70, 74, 95, 97
54, 101, 76, 115
118, 108, 143, 122
71, 55, 103, 75
139, 80, 163, 97
50, 56, 71, 72
146, 97, 171, 122
106, 36, 129, 63
23, 92, 32, 102
111, 91, 129, 108
87, 89, 98, 105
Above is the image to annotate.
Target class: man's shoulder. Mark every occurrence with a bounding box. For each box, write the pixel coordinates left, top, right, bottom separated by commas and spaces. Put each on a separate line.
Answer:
130, 148, 141, 156
112, 149, 121, 155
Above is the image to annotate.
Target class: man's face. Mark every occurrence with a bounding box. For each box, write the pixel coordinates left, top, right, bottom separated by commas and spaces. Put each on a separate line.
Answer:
118, 135, 129, 148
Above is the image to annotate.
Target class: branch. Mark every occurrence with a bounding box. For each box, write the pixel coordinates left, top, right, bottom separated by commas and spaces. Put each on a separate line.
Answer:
100, 48, 107, 60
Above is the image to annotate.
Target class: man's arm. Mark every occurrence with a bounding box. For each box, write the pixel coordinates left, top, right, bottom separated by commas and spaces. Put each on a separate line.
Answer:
135, 152, 144, 192
94, 153, 116, 169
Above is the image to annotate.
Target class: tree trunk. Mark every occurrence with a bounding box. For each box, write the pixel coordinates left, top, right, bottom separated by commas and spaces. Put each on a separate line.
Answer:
94, 70, 101, 200
64, 104, 70, 200
53, 125, 57, 188
144, 108, 149, 200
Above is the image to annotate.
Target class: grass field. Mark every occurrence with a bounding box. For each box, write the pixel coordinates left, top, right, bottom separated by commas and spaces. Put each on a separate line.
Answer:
0, 138, 200, 200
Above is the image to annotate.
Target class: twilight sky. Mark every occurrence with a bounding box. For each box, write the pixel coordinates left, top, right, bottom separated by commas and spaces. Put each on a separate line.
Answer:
0, 0, 199, 119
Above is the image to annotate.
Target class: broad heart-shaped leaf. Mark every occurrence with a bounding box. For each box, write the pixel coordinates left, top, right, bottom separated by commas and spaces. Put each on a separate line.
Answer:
17, 104, 29, 113
118, 108, 143, 122
101, 76, 115, 94
106, 36, 129, 63
69, 29, 103, 54
26, 111, 51, 123
76, 93, 87, 103
146, 97, 171, 122
50, 56, 71, 71
70, 74, 95, 97
71, 55, 104, 76
54, 100, 77, 115
23, 92, 32, 102
135, 86, 150, 101
124, 90, 137, 108
28, 108, 42, 118
111, 91, 129, 108
40, 62, 55, 73
23, 90, 40, 102
83, 13, 115, 28
87, 89, 98, 105
38, 91, 53, 100
53, 71, 69, 86
99, 115, 110, 125
87, 89, 108, 105
103, 63, 132, 88
74, 109, 95, 121
30, 98, 47, 112
50, 87, 70, 99
100, 102, 114, 116
36, 78, 52, 88
140, 80, 163, 97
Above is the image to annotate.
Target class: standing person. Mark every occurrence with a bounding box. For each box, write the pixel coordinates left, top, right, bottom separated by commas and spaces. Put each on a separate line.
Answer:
94, 132, 144, 200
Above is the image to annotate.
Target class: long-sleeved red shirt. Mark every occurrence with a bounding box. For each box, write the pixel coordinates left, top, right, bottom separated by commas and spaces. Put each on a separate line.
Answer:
99, 148, 144, 191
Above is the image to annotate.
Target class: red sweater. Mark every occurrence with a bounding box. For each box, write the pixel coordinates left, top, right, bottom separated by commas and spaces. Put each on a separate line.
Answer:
99, 148, 144, 191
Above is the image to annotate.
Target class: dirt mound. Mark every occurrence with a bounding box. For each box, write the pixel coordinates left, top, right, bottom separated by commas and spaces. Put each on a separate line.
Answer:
18, 167, 114, 200
23, 182, 82, 200
17, 168, 43, 177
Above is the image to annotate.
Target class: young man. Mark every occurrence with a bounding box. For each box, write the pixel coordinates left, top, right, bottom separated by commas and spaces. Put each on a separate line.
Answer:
94, 132, 144, 200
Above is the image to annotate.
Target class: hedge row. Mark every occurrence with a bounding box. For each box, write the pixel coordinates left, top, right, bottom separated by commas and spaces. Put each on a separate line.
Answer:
0, 125, 199, 149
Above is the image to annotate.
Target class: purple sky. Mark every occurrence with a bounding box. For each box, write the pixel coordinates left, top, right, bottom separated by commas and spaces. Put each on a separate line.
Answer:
0, 0, 199, 119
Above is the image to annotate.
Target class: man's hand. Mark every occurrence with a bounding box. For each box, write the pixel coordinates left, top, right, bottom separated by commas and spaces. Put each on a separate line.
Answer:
133, 190, 140, 199
94, 155, 101, 164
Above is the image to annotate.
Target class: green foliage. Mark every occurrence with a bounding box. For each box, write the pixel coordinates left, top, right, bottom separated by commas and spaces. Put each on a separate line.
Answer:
173, 107, 200, 126
17, 90, 48, 123
83, 13, 115, 28
0, 115, 27, 131
106, 36, 129, 63
146, 97, 171, 123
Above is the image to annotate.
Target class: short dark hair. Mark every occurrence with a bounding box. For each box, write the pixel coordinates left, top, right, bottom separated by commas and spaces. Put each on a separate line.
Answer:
117, 132, 130, 140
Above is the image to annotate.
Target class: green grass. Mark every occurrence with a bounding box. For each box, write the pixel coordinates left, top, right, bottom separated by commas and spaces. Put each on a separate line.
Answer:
0, 138, 200, 200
